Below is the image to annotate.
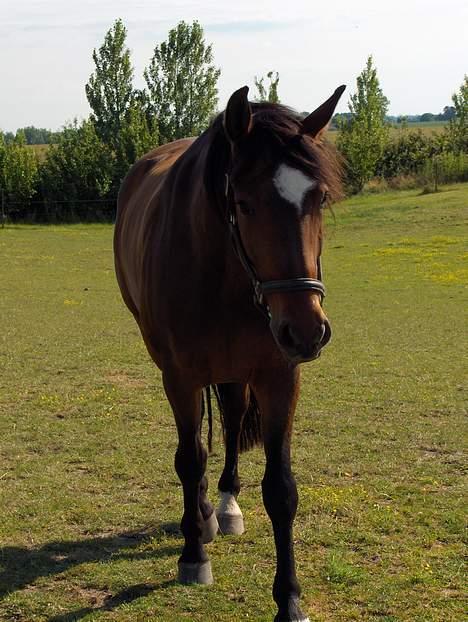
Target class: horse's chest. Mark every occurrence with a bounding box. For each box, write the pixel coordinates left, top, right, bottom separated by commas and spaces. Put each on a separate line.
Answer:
150, 297, 278, 382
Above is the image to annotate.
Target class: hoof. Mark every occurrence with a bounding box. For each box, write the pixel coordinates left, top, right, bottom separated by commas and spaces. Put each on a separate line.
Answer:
274, 598, 309, 621
202, 511, 219, 543
217, 512, 245, 536
216, 492, 245, 535
178, 560, 213, 585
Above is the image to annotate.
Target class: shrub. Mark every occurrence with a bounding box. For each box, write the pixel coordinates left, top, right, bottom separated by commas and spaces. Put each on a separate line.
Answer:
376, 130, 442, 179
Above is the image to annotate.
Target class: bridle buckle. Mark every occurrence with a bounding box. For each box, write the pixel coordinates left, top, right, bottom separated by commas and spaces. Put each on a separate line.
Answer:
253, 280, 264, 305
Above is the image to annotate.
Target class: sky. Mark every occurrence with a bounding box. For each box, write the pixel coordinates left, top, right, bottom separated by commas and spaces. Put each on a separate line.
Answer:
1, 0, 467, 132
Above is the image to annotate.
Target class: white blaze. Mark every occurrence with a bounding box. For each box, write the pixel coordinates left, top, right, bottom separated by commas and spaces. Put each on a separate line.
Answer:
273, 163, 317, 211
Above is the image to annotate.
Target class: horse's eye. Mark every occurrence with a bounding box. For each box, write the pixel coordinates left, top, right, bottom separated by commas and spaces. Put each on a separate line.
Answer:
237, 201, 254, 216
320, 191, 329, 208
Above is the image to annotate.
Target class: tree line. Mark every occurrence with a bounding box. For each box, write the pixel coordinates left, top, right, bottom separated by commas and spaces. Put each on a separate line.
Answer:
336, 57, 467, 192
0, 19, 467, 222
0, 19, 222, 221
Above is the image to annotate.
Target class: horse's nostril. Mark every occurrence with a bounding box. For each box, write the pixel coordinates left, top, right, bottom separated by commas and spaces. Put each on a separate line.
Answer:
321, 320, 332, 346
275, 318, 331, 360
316, 323, 326, 345
278, 321, 298, 352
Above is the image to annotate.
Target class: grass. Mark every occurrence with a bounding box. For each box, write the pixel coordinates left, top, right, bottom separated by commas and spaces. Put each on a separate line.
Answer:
0, 184, 467, 621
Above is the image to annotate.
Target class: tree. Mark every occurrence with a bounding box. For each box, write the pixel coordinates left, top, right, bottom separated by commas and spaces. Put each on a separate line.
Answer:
0, 133, 6, 222
114, 93, 159, 181
447, 75, 468, 153
144, 21, 220, 143
0, 131, 39, 210
337, 56, 390, 192
397, 115, 408, 129
17, 126, 58, 145
442, 106, 456, 121
254, 71, 280, 103
2, 131, 14, 145
40, 119, 114, 219
85, 19, 134, 147
0, 133, 5, 179
420, 113, 435, 122
86, 20, 158, 187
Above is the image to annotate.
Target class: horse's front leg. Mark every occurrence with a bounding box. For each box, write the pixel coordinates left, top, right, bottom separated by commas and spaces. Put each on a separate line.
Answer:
163, 373, 214, 584
253, 366, 309, 622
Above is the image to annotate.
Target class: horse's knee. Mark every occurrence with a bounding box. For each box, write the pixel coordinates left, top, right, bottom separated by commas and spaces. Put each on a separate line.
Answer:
175, 437, 207, 483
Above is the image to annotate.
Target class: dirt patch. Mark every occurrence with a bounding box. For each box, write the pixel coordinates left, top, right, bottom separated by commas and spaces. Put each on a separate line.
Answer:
105, 372, 148, 389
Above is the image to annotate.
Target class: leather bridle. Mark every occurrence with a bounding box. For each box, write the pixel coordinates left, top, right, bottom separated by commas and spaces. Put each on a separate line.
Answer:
224, 173, 326, 320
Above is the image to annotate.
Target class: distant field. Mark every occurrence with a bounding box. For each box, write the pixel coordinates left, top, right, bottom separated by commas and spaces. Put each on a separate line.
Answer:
27, 143, 49, 161
400, 121, 448, 131
0, 184, 466, 621
26, 121, 448, 154
328, 121, 447, 143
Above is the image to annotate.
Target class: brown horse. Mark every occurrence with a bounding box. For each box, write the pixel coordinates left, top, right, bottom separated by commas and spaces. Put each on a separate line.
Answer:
114, 85, 345, 622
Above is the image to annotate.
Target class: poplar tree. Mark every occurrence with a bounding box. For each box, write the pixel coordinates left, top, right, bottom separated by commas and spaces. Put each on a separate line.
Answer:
86, 20, 158, 185
254, 71, 280, 103
144, 21, 220, 143
447, 75, 468, 153
1, 131, 38, 206
337, 56, 390, 192
85, 19, 134, 147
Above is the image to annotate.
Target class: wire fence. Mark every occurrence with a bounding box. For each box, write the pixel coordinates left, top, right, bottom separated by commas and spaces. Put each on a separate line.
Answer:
1, 196, 117, 225
2, 153, 467, 227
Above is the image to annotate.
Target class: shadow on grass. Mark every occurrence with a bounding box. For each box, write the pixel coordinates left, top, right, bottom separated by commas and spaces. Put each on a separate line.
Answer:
47, 580, 177, 622
0, 522, 181, 617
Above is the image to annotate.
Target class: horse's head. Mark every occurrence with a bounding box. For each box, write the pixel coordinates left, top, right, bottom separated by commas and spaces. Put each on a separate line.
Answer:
223, 85, 345, 364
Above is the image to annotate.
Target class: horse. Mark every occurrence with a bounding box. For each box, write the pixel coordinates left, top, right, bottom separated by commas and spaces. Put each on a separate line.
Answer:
114, 84, 345, 622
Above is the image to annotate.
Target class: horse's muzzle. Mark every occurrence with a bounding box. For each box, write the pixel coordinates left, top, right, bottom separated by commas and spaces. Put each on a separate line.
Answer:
272, 317, 332, 363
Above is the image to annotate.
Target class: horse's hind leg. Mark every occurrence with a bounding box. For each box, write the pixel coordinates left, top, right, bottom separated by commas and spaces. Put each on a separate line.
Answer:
163, 373, 214, 584
216, 383, 248, 535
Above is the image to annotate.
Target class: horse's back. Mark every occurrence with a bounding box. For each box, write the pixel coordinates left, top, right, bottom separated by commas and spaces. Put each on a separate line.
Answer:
114, 138, 195, 318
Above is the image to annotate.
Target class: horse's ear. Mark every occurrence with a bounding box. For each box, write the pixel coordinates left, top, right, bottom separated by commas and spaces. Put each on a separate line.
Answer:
224, 86, 252, 143
301, 85, 346, 138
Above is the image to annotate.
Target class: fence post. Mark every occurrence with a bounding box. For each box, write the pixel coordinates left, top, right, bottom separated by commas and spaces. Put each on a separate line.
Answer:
433, 156, 439, 193
1, 188, 5, 228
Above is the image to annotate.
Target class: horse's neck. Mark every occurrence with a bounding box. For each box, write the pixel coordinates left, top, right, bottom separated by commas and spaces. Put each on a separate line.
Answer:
181, 128, 231, 261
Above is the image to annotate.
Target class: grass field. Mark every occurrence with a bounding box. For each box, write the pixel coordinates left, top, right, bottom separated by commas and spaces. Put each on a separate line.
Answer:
0, 184, 467, 621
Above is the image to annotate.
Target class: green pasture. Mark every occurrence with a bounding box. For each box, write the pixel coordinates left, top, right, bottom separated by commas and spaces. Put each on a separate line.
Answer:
0, 184, 467, 621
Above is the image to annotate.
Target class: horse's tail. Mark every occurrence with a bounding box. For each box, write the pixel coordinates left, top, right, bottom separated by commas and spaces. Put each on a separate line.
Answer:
202, 385, 263, 453
241, 388, 263, 452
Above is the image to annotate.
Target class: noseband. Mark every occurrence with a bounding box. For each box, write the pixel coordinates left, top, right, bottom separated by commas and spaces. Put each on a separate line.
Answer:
224, 174, 326, 320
